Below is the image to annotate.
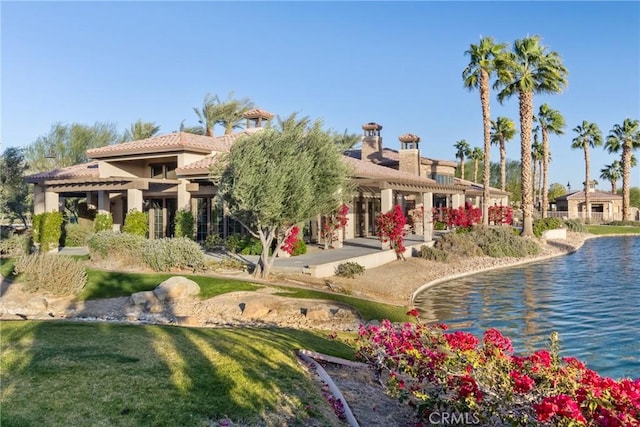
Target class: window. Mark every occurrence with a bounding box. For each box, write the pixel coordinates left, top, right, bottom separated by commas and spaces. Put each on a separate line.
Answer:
150, 162, 177, 179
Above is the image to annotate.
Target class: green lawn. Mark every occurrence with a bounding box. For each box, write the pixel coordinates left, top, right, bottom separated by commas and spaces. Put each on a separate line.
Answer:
585, 224, 640, 235
1, 321, 354, 426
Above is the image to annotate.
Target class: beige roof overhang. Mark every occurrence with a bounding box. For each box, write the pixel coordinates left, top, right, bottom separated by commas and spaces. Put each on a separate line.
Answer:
39, 177, 181, 193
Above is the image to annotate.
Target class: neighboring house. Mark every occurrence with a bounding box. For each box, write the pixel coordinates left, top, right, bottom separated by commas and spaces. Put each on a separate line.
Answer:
553, 189, 623, 222
26, 111, 509, 244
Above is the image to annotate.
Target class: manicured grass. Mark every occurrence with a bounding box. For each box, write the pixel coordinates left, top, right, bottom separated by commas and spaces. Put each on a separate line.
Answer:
272, 286, 412, 323
82, 269, 260, 301
586, 225, 640, 235
1, 321, 353, 426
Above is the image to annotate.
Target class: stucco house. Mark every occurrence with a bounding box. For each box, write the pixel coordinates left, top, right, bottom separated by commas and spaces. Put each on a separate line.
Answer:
26, 110, 509, 244
553, 189, 623, 222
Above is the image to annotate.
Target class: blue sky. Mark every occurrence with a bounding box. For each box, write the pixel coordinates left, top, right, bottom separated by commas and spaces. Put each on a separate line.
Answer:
2, 1, 639, 190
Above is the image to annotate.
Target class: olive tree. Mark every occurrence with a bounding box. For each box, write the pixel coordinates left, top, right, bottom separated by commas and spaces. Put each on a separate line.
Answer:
213, 114, 352, 278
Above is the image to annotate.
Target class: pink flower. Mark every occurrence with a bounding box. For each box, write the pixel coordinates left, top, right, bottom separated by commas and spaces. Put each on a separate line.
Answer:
483, 328, 513, 353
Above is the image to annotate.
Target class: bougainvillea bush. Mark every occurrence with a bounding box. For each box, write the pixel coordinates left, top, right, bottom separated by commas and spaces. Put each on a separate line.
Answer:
432, 203, 483, 231
488, 205, 514, 226
376, 205, 407, 260
355, 316, 640, 426
322, 204, 349, 250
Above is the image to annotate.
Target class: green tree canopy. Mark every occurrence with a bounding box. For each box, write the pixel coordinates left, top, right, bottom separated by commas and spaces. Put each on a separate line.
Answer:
25, 122, 119, 172
547, 182, 567, 202
490, 116, 517, 192
0, 147, 31, 226
213, 114, 352, 278
121, 120, 161, 142
605, 118, 640, 220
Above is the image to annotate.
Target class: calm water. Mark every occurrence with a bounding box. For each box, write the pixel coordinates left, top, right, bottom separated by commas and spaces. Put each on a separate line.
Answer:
413, 236, 640, 380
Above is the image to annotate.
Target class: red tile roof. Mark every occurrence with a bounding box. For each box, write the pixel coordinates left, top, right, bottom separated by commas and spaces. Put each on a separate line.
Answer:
87, 128, 263, 159
561, 190, 622, 201
26, 162, 100, 182
344, 148, 457, 168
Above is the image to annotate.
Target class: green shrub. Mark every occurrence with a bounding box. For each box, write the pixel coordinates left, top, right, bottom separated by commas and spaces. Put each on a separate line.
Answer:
225, 234, 245, 253
63, 222, 94, 247
203, 234, 223, 251
532, 217, 563, 238
335, 262, 365, 278
14, 253, 86, 295
174, 209, 195, 239
240, 237, 263, 255
563, 218, 586, 232
141, 237, 205, 272
291, 239, 307, 256
123, 209, 148, 237
435, 232, 484, 257
419, 245, 449, 262
31, 212, 64, 252
87, 231, 145, 264
94, 213, 113, 232
434, 221, 447, 231
471, 226, 541, 258
0, 232, 30, 257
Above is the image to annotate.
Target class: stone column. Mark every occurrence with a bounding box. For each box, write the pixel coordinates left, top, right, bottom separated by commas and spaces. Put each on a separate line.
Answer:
44, 191, 59, 213
97, 191, 110, 215
177, 179, 191, 211
452, 193, 464, 209
421, 192, 433, 242
127, 188, 143, 212
33, 184, 45, 215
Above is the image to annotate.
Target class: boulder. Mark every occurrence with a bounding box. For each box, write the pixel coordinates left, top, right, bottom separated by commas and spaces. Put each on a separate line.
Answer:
130, 291, 158, 307
305, 307, 331, 321
153, 277, 200, 302
241, 301, 271, 318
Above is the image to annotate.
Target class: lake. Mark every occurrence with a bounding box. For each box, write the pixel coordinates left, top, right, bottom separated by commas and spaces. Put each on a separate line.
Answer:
412, 236, 640, 380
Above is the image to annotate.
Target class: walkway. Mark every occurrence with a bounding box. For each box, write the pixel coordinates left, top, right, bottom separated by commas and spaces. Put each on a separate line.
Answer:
58, 234, 433, 278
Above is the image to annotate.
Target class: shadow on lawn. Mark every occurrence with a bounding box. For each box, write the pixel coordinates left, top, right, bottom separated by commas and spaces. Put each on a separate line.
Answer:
1, 310, 353, 426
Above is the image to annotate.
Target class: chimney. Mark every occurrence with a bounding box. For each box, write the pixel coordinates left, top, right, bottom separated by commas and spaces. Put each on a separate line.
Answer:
398, 133, 421, 176
242, 108, 274, 129
361, 122, 383, 162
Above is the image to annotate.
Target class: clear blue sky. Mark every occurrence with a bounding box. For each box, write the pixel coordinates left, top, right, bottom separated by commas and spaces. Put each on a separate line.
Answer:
2, 1, 639, 190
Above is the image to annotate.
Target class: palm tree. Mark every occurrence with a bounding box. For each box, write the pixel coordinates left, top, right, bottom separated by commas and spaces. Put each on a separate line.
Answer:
571, 121, 603, 221
216, 92, 254, 135
193, 93, 223, 136
536, 104, 566, 217
600, 161, 622, 194
454, 139, 471, 179
470, 146, 484, 183
495, 35, 568, 237
463, 36, 507, 225
605, 118, 640, 220
121, 120, 161, 142
531, 128, 544, 210
490, 116, 516, 191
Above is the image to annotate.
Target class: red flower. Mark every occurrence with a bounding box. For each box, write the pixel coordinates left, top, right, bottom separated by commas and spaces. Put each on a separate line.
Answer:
510, 370, 535, 393
406, 308, 420, 318
483, 328, 513, 353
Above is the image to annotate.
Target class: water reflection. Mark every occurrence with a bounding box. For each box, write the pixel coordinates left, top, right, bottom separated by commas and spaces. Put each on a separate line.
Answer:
413, 236, 640, 380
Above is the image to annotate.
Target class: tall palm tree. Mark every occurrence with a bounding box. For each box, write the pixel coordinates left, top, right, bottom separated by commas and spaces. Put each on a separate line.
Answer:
531, 128, 544, 210
605, 118, 640, 220
463, 36, 507, 225
121, 120, 161, 142
490, 116, 516, 191
454, 139, 471, 179
571, 121, 603, 221
470, 146, 484, 183
216, 92, 254, 135
495, 35, 568, 237
600, 161, 622, 194
536, 104, 566, 217
193, 93, 223, 136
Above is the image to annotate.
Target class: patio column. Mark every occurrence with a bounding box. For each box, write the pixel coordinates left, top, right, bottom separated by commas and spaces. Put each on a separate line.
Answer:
381, 188, 393, 212
97, 190, 110, 214
44, 190, 59, 213
421, 192, 433, 242
452, 193, 464, 209
112, 197, 124, 231
33, 184, 45, 215
127, 188, 143, 212
86, 192, 97, 210
177, 179, 191, 211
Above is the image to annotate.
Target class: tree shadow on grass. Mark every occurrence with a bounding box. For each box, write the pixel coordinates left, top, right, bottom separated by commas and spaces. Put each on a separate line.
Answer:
1, 318, 353, 426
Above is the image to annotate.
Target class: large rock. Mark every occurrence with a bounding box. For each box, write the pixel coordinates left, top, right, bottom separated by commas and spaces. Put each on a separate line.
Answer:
153, 277, 200, 302
241, 301, 271, 318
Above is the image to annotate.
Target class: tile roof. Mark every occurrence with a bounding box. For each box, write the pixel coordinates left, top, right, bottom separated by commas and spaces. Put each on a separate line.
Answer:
455, 177, 510, 196
176, 155, 218, 176
560, 190, 622, 201
25, 162, 100, 182
344, 156, 439, 184
344, 148, 457, 167
86, 128, 263, 159
242, 108, 274, 119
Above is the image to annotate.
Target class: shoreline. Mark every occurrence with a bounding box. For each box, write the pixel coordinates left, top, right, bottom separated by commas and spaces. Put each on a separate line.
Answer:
408, 232, 640, 306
